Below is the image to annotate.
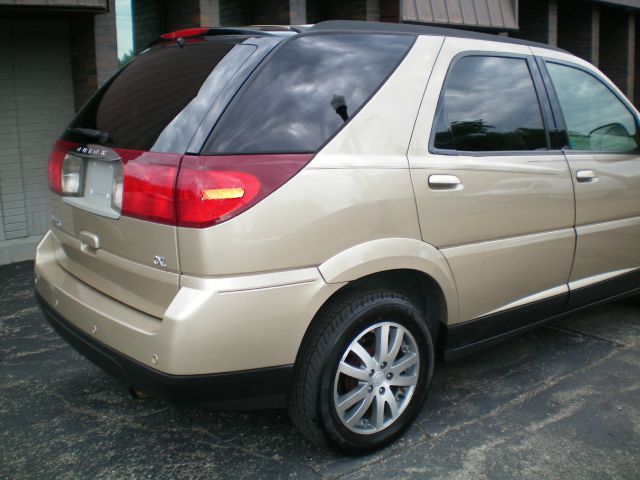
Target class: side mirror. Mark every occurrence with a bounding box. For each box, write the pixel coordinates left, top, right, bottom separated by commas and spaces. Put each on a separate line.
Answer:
589, 122, 637, 152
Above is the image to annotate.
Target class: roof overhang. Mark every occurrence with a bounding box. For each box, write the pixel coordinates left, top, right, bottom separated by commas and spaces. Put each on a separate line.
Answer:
0, 0, 107, 15
595, 0, 640, 8
401, 0, 519, 31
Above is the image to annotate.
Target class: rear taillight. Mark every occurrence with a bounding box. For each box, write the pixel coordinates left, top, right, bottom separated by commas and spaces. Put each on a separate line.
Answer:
48, 140, 78, 194
120, 151, 182, 225
61, 154, 85, 196
176, 154, 313, 228
47, 141, 312, 228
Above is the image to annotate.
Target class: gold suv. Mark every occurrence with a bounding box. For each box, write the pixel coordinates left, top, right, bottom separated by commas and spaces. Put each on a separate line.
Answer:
35, 21, 640, 452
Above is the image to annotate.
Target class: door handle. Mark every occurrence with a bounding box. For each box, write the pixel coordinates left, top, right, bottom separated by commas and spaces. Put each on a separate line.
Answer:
428, 174, 462, 190
576, 170, 598, 182
79, 230, 100, 253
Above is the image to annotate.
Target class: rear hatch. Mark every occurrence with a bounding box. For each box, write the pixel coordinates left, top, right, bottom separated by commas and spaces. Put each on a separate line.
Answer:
48, 31, 280, 317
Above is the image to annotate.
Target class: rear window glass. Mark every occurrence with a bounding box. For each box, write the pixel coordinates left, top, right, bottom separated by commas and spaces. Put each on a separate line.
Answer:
204, 33, 414, 154
65, 41, 254, 152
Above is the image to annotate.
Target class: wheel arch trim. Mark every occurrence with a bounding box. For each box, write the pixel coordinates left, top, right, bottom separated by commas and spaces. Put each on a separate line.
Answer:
317, 238, 459, 324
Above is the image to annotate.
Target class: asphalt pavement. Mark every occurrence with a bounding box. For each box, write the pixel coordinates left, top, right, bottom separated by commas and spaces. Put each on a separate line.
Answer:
1, 260, 639, 479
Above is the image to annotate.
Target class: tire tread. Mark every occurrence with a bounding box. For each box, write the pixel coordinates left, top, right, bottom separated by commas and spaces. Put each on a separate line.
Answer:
287, 289, 422, 450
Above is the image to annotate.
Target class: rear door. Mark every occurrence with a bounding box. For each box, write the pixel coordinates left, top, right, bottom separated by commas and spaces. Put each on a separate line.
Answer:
408, 37, 576, 326
536, 54, 640, 308
49, 35, 277, 317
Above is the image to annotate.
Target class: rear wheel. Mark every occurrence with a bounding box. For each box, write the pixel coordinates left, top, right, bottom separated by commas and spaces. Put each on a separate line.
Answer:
287, 290, 434, 452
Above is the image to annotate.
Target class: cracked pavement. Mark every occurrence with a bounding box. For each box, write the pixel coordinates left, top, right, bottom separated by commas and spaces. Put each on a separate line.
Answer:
1, 261, 639, 479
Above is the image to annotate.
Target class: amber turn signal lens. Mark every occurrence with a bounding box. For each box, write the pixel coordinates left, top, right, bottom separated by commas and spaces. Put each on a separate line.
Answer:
201, 187, 245, 201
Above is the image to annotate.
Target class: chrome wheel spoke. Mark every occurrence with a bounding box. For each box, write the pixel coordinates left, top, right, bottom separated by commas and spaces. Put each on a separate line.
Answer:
392, 352, 418, 376
338, 361, 370, 381
350, 342, 377, 370
374, 395, 386, 429
383, 389, 400, 418
375, 323, 390, 363
336, 384, 368, 415
389, 374, 418, 387
387, 328, 404, 364
345, 394, 374, 428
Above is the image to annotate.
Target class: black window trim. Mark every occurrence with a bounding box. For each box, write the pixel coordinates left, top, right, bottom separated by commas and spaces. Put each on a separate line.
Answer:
427, 50, 559, 158
533, 55, 570, 150
200, 30, 418, 156
537, 56, 640, 156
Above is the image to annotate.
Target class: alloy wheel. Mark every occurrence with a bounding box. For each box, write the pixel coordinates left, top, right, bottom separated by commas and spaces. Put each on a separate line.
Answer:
333, 321, 420, 434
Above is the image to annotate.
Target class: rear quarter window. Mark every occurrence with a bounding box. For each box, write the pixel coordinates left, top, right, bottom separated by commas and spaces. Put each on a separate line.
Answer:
204, 33, 415, 154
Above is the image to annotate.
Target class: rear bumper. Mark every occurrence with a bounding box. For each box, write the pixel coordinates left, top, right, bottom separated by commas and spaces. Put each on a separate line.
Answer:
34, 230, 343, 407
37, 292, 292, 408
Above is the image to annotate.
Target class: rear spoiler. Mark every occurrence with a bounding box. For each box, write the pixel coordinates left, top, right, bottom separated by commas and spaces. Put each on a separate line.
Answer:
147, 25, 309, 48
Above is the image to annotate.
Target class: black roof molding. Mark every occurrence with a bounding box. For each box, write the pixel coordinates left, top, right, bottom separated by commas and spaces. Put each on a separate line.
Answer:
598, 0, 640, 8
309, 20, 568, 54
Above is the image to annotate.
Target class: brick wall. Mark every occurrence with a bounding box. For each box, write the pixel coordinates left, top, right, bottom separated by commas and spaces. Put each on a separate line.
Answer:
558, 1, 599, 66
514, 0, 557, 46
166, 0, 203, 30
0, 19, 76, 263
380, 0, 399, 23
325, 0, 379, 21
94, 0, 118, 87
306, 0, 324, 23
251, 0, 291, 24
220, 0, 248, 25
133, 0, 165, 53
200, 0, 221, 26
70, 16, 97, 110
250, 0, 306, 24
0, 0, 107, 8
289, 0, 306, 23
300, 0, 399, 24
70, 0, 117, 108
600, 6, 635, 99
134, 0, 239, 48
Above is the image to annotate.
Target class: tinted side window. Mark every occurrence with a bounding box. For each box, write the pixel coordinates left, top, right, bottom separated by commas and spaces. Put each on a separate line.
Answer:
433, 56, 547, 152
205, 33, 414, 154
546, 63, 639, 152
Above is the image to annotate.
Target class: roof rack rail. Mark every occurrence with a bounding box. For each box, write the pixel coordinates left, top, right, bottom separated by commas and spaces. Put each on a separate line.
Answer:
309, 20, 567, 53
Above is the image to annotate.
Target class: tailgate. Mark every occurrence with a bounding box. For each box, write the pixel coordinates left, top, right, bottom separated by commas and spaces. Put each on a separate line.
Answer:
49, 189, 179, 319
44, 35, 279, 317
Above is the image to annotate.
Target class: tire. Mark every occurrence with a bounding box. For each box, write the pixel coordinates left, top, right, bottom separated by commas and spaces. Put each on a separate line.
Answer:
287, 289, 435, 453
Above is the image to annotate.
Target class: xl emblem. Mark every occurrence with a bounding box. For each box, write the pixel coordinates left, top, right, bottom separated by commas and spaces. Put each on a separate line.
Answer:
153, 255, 167, 268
